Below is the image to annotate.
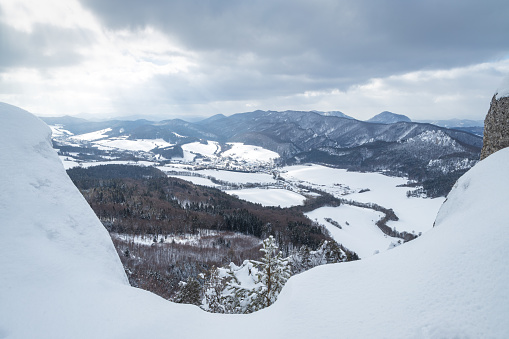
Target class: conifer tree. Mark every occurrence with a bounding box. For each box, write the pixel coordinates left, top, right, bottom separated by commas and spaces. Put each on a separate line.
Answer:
173, 277, 202, 306
202, 266, 227, 313
223, 264, 250, 313
248, 236, 291, 311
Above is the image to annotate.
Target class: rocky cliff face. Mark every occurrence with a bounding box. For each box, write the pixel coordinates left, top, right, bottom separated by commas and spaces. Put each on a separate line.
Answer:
481, 94, 509, 160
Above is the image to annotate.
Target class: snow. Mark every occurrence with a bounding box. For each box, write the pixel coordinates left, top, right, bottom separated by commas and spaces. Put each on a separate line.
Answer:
62, 159, 156, 170
167, 175, 219, 187
112, 230, 222, 246
282, 165, 444, 234
196, 169, 276, 185
92, 137, 174, 152
71, 128, 112, 141
407, 129, 457, 147
223, 142, 279, 162
50, 124, 73, 138
181, 140, 220, 158
2, 103, 509, 338
305, 205, 399, 258
179, 141, 278, 164
225, 188, 306, 207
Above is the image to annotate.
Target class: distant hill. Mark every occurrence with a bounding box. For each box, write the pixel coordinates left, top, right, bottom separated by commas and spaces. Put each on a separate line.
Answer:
366, 111, 412, 124
416, 118, 484, 128
314, 110, 355, 119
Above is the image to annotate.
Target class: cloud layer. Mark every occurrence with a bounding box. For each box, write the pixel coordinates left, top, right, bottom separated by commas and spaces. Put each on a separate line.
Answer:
0, 0, 508, 120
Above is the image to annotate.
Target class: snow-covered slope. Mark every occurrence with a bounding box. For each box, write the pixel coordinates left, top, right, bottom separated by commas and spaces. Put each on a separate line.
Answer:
1, 104, 508, 338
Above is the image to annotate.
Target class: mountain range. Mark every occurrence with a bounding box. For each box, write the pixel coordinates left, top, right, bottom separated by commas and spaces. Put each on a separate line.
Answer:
42, 110, 483, 185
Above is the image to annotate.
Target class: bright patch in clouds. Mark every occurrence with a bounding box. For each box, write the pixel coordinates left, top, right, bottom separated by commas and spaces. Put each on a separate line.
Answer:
0, 0, 195, 116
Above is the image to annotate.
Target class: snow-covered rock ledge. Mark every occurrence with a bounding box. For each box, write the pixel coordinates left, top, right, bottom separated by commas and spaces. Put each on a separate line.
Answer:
1, 103, 508, 338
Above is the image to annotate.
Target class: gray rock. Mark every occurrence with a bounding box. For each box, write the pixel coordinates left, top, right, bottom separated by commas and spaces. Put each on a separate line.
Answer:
481, 95, 509, 160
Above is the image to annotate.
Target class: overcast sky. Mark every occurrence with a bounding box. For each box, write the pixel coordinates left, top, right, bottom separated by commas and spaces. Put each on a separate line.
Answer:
1, 0, 508, 121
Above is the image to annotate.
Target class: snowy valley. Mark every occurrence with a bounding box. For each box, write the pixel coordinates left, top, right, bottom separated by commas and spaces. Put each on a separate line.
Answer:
50, 117, 447, 260
1, 103, 508, 338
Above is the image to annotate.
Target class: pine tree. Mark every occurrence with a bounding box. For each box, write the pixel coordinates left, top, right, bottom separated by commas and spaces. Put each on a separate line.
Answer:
322, 240, 345, 264
223, 263, 250, 314
202, 266, 227, 313
248, 236, 291, 311
299, 245, 312, 272
173, 277, 202, 306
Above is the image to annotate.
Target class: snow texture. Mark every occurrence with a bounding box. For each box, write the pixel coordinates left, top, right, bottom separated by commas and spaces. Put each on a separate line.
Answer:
1, 103, 508, 338
225, 188, 306, 207
93, 137, 174, 152
282, 165, 444, 234
71, 128, 112, 141
305, 205, 396, 258
223, 142, 279, 162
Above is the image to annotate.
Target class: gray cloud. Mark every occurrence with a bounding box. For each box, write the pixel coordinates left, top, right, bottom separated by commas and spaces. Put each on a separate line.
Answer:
80, 0, 509, 79
0, 6, 94, 70
1, 0, 507, 119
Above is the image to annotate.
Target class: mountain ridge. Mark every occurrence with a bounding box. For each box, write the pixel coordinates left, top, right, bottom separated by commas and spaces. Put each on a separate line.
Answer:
43, 109, 482, 184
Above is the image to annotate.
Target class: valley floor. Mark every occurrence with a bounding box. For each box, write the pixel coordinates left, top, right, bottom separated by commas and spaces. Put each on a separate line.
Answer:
60, 155, 444, 258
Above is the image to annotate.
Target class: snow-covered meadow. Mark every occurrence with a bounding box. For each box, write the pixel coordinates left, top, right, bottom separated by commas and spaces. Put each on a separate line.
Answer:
281, 165, 445, 234
305, 205, 397, 258
225, 188, 307, 208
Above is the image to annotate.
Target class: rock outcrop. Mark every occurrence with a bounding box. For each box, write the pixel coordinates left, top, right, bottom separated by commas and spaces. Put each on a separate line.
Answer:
481, 94, 509, 160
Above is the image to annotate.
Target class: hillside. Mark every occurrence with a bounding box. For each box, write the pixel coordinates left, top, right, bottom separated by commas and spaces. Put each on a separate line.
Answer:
1, 105, 508, 337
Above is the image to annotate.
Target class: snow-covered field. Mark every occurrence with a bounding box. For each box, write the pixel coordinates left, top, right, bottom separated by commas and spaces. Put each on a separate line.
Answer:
50, 124, 73, 138
59, 158, 156, 170
93, 137, 174, 152
305, 205, 398, 258
2, 104, 508, 338
181, 140, 220, 159
225, 188, 306, 208
222, 142, 279, 162
179, 141, 278, 165
196, 169, 276, 185
167, 175, 219, 187
71, 128, 111, 141
282, 165, 444, 234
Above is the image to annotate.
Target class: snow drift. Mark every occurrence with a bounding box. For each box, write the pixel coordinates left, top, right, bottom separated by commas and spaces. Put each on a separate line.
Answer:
1, 103, 508, 338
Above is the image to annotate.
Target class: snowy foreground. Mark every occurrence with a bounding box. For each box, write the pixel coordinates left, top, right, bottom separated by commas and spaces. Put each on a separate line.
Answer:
1, 103, 509, 338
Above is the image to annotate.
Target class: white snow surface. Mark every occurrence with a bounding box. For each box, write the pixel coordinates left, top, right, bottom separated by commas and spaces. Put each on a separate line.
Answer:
182, 140, 221, 158
196, 169, 276, 185
71, 128, 112, 141
305, 205, 397, 258
282, 165, 444, 234
93, 137, 174, 152
223, 142, 279, 162
1, 103, 509, 338
225, 188, 306, 207
49, 124, 73, 138
168, 175, 219, 187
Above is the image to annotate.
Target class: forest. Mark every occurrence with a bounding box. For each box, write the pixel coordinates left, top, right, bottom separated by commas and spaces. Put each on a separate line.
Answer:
67, 164, 359, 301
